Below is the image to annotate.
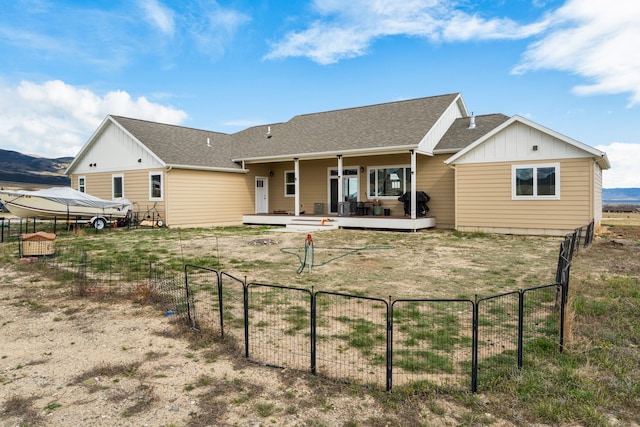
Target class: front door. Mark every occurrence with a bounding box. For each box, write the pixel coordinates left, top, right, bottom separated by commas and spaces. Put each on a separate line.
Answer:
255, 177, 268, 214
329, 168, 359, 213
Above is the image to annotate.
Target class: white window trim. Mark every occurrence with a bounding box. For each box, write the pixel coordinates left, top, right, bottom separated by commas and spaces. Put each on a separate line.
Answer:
78, 176, 86, 193
284, 170, 295, 198
367, 165, 411, 200
149, 171, 163, 201
512, 163, 560, 200
112, 174, 124, 199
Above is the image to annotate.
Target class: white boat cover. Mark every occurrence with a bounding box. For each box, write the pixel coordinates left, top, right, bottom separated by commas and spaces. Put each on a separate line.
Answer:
2, 187, 130, 209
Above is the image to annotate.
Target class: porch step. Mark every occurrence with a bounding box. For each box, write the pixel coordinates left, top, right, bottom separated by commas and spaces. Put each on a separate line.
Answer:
286, 217, 339, 231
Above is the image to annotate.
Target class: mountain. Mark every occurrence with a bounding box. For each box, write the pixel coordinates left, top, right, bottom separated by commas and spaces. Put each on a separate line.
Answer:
0, 149, 72, 188
603, 188, 640, 204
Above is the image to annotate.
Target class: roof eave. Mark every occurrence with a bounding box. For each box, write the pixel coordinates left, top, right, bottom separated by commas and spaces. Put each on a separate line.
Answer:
234, 145, 419, 164
167, 164, 247, 173
444, 115, 612, 168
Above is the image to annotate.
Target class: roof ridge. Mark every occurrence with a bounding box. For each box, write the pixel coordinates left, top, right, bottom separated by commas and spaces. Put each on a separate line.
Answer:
465, 113, 509, 118
110, 115, 229, 136
291, 92, 460, 120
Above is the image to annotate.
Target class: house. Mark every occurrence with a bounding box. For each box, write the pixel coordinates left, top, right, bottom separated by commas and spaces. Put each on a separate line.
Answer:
65, 93, 610, 235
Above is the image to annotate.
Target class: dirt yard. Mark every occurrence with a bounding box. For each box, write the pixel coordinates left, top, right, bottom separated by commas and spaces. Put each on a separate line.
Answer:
0, 230, 535, 427
1, 216, 638, 426
0, 264, 517, 427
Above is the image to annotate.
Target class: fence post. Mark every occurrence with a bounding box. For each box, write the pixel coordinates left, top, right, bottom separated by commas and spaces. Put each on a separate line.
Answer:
517, 290, 524, 369
559, 282, 567, 353
183, 265, 193, 328
386, 295, 392, 392
471, 295, 479, 393
243, 276, 249, 358
311, 286, 316, 375
218, 272, 225, 338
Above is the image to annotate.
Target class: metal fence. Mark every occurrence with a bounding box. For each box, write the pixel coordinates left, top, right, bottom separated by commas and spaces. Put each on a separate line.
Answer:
6, 220, 594, 393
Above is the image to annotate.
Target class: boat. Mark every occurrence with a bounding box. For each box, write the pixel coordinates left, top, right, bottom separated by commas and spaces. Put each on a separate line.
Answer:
0, 187, 130, 229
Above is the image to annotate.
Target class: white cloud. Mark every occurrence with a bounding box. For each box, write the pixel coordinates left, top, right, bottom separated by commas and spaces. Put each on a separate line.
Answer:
0, 80, 187, 158
513, 0, 640, 106
138, 0, 175, 36
264, 0, 543, 64
186, 1, 251, 59
595, 142, 640, 188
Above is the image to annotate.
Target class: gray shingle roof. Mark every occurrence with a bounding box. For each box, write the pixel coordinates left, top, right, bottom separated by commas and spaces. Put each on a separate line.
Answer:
110, 116, 241, 170
434, 114, 510, 152
110, 94, 504, 168
230, 93, 461, 160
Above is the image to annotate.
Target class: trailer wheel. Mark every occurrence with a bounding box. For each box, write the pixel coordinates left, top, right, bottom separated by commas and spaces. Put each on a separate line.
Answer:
93, 218, 106, 230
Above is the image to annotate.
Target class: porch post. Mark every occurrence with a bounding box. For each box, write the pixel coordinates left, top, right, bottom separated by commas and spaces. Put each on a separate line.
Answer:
410, 150, 417, 220
294, 158, 300, 216
337, 155, 344, 208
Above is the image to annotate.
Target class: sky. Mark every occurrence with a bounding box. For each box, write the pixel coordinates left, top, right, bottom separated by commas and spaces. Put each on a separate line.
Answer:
0, 0, 639, 189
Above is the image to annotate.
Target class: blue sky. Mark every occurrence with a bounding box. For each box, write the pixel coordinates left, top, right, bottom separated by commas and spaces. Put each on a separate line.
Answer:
0, 0, 638, 188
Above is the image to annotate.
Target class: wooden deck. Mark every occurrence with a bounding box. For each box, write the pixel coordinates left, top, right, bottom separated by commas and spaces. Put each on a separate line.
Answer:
242, 213, 436, 232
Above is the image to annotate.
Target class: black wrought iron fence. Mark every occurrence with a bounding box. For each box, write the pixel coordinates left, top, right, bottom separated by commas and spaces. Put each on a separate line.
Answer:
9, 220, 596, 393
315, 292, 389, 389
391, 299, 474, 391
175, 221, 594, 392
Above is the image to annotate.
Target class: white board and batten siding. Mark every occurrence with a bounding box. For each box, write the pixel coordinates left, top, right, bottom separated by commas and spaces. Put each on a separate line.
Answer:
418, 95, 467, 153
449, 121, 597, 166
72, 121, 163, 175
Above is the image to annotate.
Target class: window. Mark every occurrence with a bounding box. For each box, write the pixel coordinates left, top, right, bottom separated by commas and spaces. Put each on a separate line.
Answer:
368, 166, 411, 198
149, 172, 162, 200
112, 174, 124, 199
78, 176, 86, 193
512, 164, 559, 199
284, 171, 295, 197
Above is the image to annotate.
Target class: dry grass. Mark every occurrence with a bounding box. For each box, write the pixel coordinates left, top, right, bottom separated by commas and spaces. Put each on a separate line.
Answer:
1, 216, 638, 426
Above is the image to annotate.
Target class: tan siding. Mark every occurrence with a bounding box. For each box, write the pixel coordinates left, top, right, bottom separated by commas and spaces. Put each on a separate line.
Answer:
70, 170, 167, 223
593, 163, 603, 224
415, 154, 455, 229
454, 158, 594, 235
166, 169, 252, 227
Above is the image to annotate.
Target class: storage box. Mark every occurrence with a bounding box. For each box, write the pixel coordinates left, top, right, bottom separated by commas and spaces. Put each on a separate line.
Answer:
21, 232, 56, 257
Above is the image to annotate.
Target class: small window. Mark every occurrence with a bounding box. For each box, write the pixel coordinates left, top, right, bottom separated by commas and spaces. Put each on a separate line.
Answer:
512, 164, 559, 199
368, 166, 411, 199
284, 171, 295, 197
112, 174, 124, 199
149, 172, 162, 200
78, 176, 86, 193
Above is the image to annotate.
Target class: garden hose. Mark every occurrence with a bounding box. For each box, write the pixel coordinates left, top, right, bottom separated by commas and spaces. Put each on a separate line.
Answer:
280, 233, 394, 274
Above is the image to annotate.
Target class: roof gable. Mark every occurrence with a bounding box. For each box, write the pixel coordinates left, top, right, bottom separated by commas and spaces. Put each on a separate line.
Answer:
110, 116, 242, 170
434, 113, 510, 153
444, 115, 610, 169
